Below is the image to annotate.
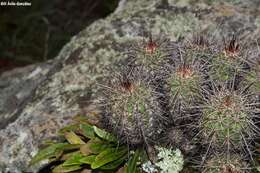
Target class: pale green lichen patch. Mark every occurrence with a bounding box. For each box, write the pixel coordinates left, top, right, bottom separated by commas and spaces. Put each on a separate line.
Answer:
151, 13, 200, 41
207, 0, 243, 4
168, 0, 193, 7
142, 147, 184, 173
255, 17, 260, 28
115, 0, 157, 17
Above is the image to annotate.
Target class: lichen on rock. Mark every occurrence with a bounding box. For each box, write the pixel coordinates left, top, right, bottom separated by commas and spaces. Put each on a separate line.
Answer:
142, 147, 184, 173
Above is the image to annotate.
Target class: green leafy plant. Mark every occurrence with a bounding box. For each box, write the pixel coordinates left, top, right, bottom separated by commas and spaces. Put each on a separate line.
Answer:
30, 115, 144, 173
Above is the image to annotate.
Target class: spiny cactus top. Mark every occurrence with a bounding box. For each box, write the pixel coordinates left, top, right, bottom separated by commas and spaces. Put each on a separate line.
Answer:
200, 86, 256, 149
99, 33, 259, 172
100, 67, 165, 145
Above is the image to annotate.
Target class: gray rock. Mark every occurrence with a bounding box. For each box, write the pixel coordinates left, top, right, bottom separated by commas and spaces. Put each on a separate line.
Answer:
0, 0, 259, 172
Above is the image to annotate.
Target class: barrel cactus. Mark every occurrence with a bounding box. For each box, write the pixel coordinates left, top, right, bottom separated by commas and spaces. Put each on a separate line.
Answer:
127, 34, 173, 74
164, 57, 206, 116
100, 66, 164, 146
199, 85, 256, 149
209, 36, 246, 83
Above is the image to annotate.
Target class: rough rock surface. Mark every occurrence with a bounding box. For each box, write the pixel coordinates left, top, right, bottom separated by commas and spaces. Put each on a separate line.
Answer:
0, 0, 259, 172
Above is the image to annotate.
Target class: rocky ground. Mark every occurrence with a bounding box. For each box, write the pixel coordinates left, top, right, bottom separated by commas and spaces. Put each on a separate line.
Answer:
0, 0, 259, 172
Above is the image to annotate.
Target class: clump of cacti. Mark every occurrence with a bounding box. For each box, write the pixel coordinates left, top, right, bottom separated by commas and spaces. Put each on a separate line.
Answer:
99, 32, 259, 172
30, 32, 259, 173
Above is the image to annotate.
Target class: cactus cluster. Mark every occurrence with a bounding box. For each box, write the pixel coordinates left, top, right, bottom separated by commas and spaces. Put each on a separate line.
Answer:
99, 33, 260, 172
31, 32, 259, 173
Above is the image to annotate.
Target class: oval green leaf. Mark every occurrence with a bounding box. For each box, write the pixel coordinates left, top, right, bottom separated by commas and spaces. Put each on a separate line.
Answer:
52, 164, 82, 173
91, 147, 127, 169
79, 124, 95, 139
87, 138, 114, 154
58, 124, 79, 135
63, 153, 85, 166
93, 126, 117, 142
29, 143, 80, 166
80, 155, 96, 164
99, 154, 128, 170
64, 131, 85, 144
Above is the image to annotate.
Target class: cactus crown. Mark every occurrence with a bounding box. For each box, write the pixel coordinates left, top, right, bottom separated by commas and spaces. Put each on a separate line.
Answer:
167, 61, 203, 98
201, 87, 250, 147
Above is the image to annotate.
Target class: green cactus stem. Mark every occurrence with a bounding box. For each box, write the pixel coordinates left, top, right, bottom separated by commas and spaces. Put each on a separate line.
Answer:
128, 34, 173, 72
209, 36, 245, 83
101, 67, 163, 145
165, 58, 205, 115
200, 87, 254, 148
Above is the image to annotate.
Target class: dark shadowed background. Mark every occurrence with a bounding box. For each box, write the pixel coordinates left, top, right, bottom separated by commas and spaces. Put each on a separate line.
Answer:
0, 0, 119, 73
